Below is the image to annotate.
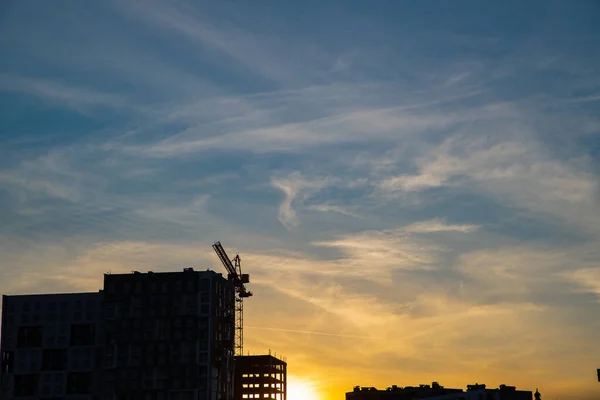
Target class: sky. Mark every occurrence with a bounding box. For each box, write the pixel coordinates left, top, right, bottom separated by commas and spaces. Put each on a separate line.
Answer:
1, 1, 600, 399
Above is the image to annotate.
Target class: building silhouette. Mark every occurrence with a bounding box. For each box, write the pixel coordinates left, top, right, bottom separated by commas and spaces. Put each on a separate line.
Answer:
347, 382, 463, 400
103, 268, 235, 400
347, 383, 533, 400
1, 292, 104, 399
234, 354, 286, 400
1, 268, 237, 400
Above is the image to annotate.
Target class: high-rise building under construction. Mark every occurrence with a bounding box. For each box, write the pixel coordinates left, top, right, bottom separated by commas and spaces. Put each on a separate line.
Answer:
102, 268, 235, 400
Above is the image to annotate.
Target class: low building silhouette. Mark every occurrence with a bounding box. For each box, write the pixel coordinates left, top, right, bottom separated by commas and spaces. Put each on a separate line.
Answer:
347, 382, 463, 400
1, 292, 104, 399
234, 354, 286, 400
347, 383, 533, 400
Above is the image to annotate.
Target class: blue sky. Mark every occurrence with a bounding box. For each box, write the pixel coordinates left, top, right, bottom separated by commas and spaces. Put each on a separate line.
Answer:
1, 1, 600, 399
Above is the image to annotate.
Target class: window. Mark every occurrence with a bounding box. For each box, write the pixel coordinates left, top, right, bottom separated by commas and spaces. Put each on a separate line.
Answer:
105, 345, 116, 368
2, 351, 14, 374
14, 374, 39, 397
200, 279, 210, 290
17, 326, 43, 347
186, 280, 195, 293
42, 349, 67, 371
67, 372, 93, 394
71, 324, 95, 346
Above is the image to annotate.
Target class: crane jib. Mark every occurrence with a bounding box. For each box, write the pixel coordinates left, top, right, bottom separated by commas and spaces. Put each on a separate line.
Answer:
212, 241, 252, 356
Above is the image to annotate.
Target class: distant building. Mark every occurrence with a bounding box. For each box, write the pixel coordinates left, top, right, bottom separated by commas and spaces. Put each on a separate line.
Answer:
1, 292, 104, 399
347, 382, 463, 400
102, 268, 235, 400
234, 354, 286, 400
347, 383, 532, 400
423, 383, 532, 400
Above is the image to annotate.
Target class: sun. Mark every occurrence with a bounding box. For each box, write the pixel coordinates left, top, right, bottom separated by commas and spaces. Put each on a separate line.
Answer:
287, 376, 321, 400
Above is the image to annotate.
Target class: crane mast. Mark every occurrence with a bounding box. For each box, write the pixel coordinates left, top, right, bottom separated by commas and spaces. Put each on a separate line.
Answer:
212, 241, 252, 356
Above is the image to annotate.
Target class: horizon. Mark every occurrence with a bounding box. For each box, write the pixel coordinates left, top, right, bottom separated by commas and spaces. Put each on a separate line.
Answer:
1, 1, 600, 399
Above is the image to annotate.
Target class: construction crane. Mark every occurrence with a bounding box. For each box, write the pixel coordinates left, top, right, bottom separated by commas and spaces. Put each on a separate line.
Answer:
212, 241, 252, 356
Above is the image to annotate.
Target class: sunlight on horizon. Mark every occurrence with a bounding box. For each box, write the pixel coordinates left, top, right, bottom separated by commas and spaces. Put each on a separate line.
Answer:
287, 376, 321, 400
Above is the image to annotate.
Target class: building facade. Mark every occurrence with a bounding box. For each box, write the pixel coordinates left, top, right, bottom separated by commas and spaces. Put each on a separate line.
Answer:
1, 292, 104, 399
102, 269, 235, 400
233, 355, 286, 400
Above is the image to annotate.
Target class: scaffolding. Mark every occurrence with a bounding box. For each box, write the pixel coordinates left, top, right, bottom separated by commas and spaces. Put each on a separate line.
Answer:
234, 354, 287, 400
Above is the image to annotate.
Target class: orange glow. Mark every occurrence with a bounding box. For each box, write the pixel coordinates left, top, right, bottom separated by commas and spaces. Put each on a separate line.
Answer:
287, 376, 321, 400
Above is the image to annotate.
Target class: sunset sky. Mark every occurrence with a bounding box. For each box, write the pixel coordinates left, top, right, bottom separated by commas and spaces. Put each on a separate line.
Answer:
1, 1, 600, 399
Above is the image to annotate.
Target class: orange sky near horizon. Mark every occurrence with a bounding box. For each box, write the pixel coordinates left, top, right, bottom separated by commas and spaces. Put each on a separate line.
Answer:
3, 241, 598, 400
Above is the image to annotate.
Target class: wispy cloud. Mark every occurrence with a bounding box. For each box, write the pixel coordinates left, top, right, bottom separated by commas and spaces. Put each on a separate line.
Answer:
0, 151, 84, 202
114, 0, 332, 85
132, 96, 506, 157
0, 74, 130, 114
310, 229, 442, 282
403, 218, 479, 233
567, 268, 600, 300
306, 204, 361, 219
271, 173, 329, 229
376, 136, 600, 232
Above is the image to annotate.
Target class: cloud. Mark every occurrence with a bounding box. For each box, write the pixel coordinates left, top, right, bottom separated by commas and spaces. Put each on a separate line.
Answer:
133, 95, 507, 158
403, 218, 479, 233
0, 74, 130, 114
114, 0, 333, 85
271, 173, 329, 229
306, 204, 361, 219
0, 151, 84, 202
310, 229, 443, 283
379, 173, 445, 192
567, 268, 600, 300
377, 136, 600, 233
